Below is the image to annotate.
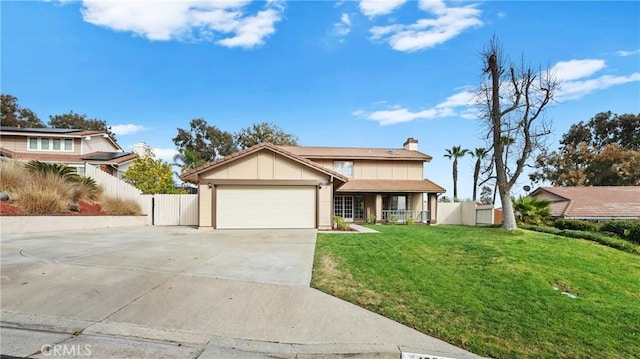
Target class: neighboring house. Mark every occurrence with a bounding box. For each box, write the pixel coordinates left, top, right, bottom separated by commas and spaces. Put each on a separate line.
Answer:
529, 186, 640, 221
0, 126, 136, 177
180, 138, 445, 230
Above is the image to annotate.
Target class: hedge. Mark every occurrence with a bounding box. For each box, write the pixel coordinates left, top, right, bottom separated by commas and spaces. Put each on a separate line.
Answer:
520, 224, 640, 255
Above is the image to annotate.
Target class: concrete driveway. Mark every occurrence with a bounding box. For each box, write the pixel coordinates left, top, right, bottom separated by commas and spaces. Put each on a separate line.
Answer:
1, 226, 482, 359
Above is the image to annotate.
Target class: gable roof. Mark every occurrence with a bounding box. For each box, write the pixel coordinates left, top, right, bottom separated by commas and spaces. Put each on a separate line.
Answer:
179, 142, 349, 183
278, 145, 432, 161
0, 126, 122, 151
530, 186, 640, 219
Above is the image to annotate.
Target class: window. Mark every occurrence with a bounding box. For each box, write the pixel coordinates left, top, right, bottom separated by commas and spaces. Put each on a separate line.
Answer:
27, 137, 74, 152
333, 161, 353, 178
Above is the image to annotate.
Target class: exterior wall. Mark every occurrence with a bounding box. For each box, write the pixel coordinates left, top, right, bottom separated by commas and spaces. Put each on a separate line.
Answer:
429, 194, 438, 223
201, 151, 326, 181
318, 183, 333, 230
309, 159, 423, 180
411, 194, 423, 212
81, 136, 120, 154
531, 192, 567, 217
198, 183, 213, 227
0, 136, 26, 152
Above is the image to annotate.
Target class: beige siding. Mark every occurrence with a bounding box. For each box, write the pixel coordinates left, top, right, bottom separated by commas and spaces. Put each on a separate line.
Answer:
200, 152, 326, 181
410, 193, 423, 211
0, 136, 25, 152
318, 183, 333, 230
81, 136, 120, 154
198, 184, 212, 227
351, 160, 423, 180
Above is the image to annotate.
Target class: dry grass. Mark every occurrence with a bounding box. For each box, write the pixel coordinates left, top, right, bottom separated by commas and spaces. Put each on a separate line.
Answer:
101, 197, 142, 215
13, 184, 68, 215
0, 160, 29, 194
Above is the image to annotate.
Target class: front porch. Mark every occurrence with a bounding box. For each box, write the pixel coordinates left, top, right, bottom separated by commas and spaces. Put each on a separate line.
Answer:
333, 192, 439, 224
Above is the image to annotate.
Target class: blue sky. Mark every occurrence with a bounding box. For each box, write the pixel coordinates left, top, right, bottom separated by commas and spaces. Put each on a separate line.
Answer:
2, 0, 639, 200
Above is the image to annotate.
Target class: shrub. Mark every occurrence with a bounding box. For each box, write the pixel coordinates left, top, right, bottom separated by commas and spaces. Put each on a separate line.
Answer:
521, 224, 639, 255
70, 177, 103, 202
366, 214, 376, 224
553, 219, 600, 232
0, 159, 29, 194
600, 220, 640, 244
13, 185, 68, 215
333, 216, 350, 231
101, 197, 142, 215
512, 195, 551, 225
25, 160, 80, 182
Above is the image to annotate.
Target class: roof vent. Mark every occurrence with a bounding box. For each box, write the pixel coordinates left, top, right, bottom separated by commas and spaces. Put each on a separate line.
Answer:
387, 149, 399, 155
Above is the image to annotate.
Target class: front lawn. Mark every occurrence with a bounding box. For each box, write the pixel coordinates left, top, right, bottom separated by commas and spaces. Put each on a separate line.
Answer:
311, 225, 640, 358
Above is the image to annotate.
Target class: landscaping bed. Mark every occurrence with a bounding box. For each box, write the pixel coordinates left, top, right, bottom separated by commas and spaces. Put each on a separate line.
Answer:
312, 225, 640, 358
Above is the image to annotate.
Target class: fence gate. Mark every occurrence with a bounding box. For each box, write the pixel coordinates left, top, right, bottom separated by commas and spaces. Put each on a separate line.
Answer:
142, 194, 198, 226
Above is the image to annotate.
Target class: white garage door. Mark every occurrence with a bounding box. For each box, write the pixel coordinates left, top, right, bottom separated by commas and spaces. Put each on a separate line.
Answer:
217, 186, 316, 229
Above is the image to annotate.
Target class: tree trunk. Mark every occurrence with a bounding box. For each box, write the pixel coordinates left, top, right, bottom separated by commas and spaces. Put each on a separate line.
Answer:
472, 160, 480, 201
453, 158, 458, 201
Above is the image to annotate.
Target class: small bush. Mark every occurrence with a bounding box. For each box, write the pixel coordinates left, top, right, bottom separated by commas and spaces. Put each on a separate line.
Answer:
25, 160, 80, 182
366, 214, 376, 224
406, 216, 415, 225
521, 224, 639, 255
553, 219, 600, 232
101, 197, 142, 215
70, 177, 103, 202
333, 216, 350, 231
14, 186, 68, 215
600, 220, 640, 244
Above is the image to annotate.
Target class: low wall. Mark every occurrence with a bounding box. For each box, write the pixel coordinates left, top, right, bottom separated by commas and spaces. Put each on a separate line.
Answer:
0, 216, 148, 235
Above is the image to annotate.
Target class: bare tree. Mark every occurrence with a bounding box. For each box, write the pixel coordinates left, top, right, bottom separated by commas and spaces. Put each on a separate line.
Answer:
479, 37, 558, 230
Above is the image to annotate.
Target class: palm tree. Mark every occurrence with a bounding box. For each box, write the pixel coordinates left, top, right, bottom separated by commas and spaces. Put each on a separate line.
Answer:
471, 148, 490, 201
444, 145, 470, 201
173, 148, 205, 174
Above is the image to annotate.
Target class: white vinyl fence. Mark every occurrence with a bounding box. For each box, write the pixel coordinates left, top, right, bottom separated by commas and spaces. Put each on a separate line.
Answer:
437, 202, 494, 226
85, 164, 198, 226
85, 164, 142, 205
141, 194, 198, 226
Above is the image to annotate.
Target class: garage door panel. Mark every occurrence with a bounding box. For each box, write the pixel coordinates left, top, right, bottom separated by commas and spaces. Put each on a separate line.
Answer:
217, 186, 315, 229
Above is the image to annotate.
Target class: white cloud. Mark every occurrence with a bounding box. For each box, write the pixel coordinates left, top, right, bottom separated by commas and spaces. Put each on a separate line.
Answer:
111, 124, 147, 136
152, 147, 179, 163
617, 49, 640, 57
355, 88, 476, 125
333, 13, 352, 37
557, 73, 640, 101
369, 2, 482, 52
79, 0, 284, 49
359, 0, 406, 17
551, 59, 606, 81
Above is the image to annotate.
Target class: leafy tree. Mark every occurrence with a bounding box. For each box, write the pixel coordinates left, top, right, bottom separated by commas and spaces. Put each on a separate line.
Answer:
173, 148, 206, 174
531, 112, 640, 186
173, 118, 236, 164
49, 111, 116, 140
479, 37, 558, 230
1, 94, 45, 128
479, 185, 493, 205
470, 147, 489, 201
235, 122, 298, 149
512, 195, 551, 225
123, 148, 181, 194
444, 145, 469, 201
560, 112, 639, 150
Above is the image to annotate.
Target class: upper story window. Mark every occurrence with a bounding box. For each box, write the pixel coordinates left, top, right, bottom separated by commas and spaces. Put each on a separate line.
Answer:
333, 161, 353, 178
28, 137, 74, 152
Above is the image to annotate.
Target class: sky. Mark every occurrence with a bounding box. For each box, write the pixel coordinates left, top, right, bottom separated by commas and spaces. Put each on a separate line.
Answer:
2, 0, 639, 200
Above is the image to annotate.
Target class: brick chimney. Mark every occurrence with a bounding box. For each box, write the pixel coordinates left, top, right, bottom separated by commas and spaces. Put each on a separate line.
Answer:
403, 137, 418, 151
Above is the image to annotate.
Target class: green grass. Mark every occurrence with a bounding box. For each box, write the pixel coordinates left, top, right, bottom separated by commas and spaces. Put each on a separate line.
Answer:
311, 225, 640, 359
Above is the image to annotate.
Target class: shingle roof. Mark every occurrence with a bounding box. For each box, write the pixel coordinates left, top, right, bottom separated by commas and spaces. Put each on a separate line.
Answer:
337, 179, 445, 193
531, 186, 640, 219
278, 146, 432, 161
179, 142, 349, 183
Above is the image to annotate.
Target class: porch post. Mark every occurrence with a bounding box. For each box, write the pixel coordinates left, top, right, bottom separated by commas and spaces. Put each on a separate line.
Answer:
375, 194, 382, 223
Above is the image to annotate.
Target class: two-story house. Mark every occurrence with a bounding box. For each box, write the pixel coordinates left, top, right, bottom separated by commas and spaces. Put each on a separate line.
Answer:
180, 138, 445, 230
0, 126, 136, 177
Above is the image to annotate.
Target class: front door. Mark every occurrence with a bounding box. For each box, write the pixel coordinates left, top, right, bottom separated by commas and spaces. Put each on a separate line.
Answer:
334, 196, 354, 222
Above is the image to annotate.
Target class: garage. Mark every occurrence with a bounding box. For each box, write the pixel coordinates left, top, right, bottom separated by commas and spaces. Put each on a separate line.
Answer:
216, 185, 316, 229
